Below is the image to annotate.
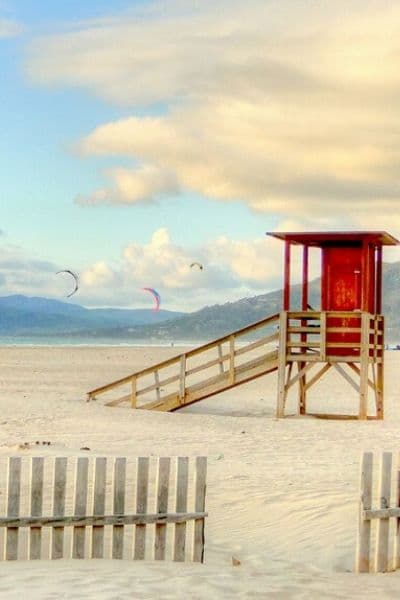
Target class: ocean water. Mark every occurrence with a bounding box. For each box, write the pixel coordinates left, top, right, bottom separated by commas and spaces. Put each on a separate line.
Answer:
0, 336, 199, 347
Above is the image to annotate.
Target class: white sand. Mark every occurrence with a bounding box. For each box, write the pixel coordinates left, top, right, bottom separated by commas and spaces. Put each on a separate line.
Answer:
0, 345, 400, 598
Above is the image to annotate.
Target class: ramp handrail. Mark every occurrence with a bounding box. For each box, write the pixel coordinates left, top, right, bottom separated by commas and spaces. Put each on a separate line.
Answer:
87, 313, 280, 407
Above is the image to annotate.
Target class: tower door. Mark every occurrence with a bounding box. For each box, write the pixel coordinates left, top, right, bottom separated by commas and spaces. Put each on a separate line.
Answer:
324, 247, 362, 356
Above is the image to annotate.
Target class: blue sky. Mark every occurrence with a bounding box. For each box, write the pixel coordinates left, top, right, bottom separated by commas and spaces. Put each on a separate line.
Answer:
1, 1, 399, 309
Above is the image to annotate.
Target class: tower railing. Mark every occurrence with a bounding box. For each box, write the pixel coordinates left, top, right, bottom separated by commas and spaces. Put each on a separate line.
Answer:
277, 311, 384, 419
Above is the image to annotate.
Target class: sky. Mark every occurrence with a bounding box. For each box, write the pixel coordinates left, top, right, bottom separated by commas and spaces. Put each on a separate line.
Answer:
1, 0, 400, 311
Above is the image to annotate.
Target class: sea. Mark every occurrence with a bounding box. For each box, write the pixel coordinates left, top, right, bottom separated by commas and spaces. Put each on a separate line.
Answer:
0, 336, 199, 347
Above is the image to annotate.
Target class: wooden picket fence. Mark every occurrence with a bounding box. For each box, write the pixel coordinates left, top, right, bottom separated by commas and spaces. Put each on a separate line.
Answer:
0, 455, 207, 562
356, 451, 400, 572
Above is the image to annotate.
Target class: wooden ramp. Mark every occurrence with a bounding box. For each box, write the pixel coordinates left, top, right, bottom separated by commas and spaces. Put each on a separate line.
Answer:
87, 313, 280, 411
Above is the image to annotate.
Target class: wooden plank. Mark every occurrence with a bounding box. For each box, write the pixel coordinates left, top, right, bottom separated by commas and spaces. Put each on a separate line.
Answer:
186, 313, 279, 358
310, 413, 378, 420
284, 362, 293, 404
234, 332, 279, 356
347, 363, 375, 390
140, 351, 278, 413
287, 326, 321, 334
319, 312, 326, 361
92, 457, 107, 559
105, 374, 181, 406
289, 354, 381, 364
357, 452, 373, 573
0, 512, 208, 528
277, 311, 288, 418
287, 341, 321, 348
193, 457, 207, 563
137, 374, 180, 397
304, 363, 332, 392
73, 457, 89, 559
6, 457, 21, 560
185, 353, 230, 377
134, 457, 149, 560
397, 459, 400, 569
332, 363, 360, 394
30, 457, 44, 560
179, 355, 186, 403
286, 361, 315, 390
229, 336, 235, 385
154, 371, 161, 403
288, 311, 321, 318
174, 457, 189, 561
140, 391, 181, 412
112, 457, 126, 559
105, 396, 131, 407
217, 344, 225, 375
130, 377, 137, 408
359, 312, 370, 419
364, 507, 400, 519
88, 356, 181, 397
377, 452, 393, 572
52, 457, 67, 559
155, 457, 170, 560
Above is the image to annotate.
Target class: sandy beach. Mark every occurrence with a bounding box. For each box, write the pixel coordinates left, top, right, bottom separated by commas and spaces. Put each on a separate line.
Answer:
0, 345, 400, 598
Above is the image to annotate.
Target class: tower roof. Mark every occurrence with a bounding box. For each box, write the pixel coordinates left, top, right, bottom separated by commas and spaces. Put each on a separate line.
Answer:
266, 231, 399, 247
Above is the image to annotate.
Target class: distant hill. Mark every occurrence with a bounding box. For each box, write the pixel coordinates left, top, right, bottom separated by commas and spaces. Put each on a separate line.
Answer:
55, 261, 400, 343
0, 295, 185, 336
2, 261, 400, 342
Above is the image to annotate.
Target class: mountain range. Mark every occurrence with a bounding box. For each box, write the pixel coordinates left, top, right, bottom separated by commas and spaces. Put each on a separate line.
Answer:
0, 295, 184, 337
2, 260, 400, 342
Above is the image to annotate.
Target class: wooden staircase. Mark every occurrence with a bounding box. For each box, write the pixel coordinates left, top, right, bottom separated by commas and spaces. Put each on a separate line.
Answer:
87, 313, 280, 411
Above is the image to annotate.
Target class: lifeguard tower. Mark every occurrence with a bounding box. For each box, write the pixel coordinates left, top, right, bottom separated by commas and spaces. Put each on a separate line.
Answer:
87, 231, 398, 421
268, 231, 399, 419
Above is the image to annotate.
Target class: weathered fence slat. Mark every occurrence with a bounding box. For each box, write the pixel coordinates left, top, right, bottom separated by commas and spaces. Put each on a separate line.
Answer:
52, 457, 67, 559
6, 457, 21, 560
377, 452, 392, 572
30, 457, 44, 559
155, 457, 170, 560
134, 457, 149, 560
193, 456, 207, 562
357, 452, 373, 572
397, 465, 400, 569
112, 457, 126, 559
357, 452, 400, 573
0, 512, 207, 528
92, 457, 107, 559
174, 456, 189, 561
0, 456, 207, 563
73, 457, 89, 559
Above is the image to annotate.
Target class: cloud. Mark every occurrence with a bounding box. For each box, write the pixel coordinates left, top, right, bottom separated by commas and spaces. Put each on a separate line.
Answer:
0, 231, 288, 310
76, 164, 179, 206
0, 18, 23, 38
27, 0, 400, 226
76, 227, 285, 309
0, 244, 61, 297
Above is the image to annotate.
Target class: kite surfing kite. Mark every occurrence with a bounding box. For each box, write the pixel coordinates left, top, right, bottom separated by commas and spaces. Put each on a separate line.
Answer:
142, 287, 161, 311
190, 262, 203, 270
56, 270, 79, 298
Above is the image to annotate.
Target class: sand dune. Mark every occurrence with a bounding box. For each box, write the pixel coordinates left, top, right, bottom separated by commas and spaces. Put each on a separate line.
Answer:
0, 346, 399, 598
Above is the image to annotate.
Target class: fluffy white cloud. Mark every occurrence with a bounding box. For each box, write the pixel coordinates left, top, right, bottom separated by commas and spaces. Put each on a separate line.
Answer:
26, 0, 400, 228
77, 227, 287, 309
76, 164, 179, 206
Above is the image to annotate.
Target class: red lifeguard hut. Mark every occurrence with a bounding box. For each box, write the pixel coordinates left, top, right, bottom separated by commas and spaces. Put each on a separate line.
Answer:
267, 231, 399, 419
